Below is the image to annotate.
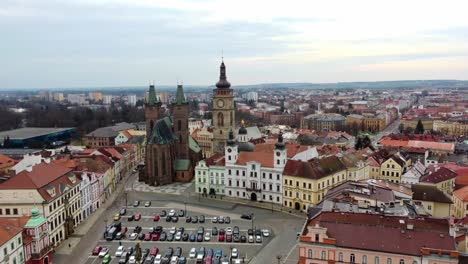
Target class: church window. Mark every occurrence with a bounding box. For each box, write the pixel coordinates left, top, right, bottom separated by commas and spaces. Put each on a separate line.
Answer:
178, 120, 181, 131
218, 112, 224, 126
179, 135, 182, 143
230, 112, 233, 126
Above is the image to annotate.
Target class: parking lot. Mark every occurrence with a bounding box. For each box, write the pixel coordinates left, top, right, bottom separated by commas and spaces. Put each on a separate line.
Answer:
85, 200, 274, 264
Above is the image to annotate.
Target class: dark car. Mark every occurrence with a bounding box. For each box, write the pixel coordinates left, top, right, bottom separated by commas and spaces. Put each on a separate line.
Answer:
160, 210, 167, 217
212, 257, 220, 264
166, 216, 172, 222
240, 235, 246, 243
185, 216, 192, 223
128, 215, 134, 221
247, 229, 253, 235
233, 226, 239, 235
212, 227, 218, 236
198, 227, 204, 234
142, 248, 150, 259
167, 233, 174, 241
138, 233, 145, 240
178, 210, 185, 217
160, 232, 167, 241
217, 217, 224, 224
155, 226, 163, 234
178, 227, 185, 233
164, 247, 174, 258
255, 229, 261, 236
197, 234, 203, 242
134, 226, 142, 233
224, 217, 231, 224
199, 215, 205, 223
144, 256, 154, 264
127, 246, 134, 255
174, 247, 182, 257
171, 216, 179, 223
189, 233, 196, 242
182, 233, 189, 241
240, 213, 252, 220
233, 234, 240, 242
179, 257, 187, 264
120, 208, 127, 215
192, 216, 198, 223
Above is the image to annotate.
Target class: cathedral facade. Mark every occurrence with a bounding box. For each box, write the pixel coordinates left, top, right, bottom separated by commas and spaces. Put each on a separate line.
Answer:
140, 83, 201, 186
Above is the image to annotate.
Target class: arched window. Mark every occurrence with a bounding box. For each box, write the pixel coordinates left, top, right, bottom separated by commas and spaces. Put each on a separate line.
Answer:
178, 120, 181, 131
230, 112, 233, 125
387, 258, 392, 264
375, 256, 380, 264
149, 120, 154, 134
412, 262, 417, 264
217, 112, 224, 126
321, 251, 326, 260
307, 249, 312, 258
338, 253, 343, 262
350, 254, 355, 263
362, 255, 367, 264
179, 135, 182, 143
399, 260, 405, 264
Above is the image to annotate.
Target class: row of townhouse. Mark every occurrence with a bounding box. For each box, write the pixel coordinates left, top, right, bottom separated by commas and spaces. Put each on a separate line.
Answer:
0, 145, 139, 250
195, 128, 373, 213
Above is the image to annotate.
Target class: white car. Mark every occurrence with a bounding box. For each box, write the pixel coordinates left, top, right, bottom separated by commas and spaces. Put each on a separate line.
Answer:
170, 256, 179, 264
129, 256, 136, 264
262, 229, 270, 237
212, 217, 217, 223
168, 209, 176, 217
175, 232, 182, 241
169, 227, 176, 234
226, 227, 232, 235
189, 248, 197, 258
129, 232, 138, 240
231, 248, 238, 258
233, 259, 242, 264
115, 246, 125, 257
153, 254, 162, 264
204, 232, 211, 241
98, 247, 109, 257
248, 235, 254, 243
256, 235, 262, 243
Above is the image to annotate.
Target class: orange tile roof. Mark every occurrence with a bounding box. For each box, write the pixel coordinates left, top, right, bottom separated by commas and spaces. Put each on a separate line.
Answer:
52, 158, 78, 169
236, 151, 274, 167
378, 138, 408, 148
0, 153, 15, 170
0, 217, 29, 246
454, 185, 468, 202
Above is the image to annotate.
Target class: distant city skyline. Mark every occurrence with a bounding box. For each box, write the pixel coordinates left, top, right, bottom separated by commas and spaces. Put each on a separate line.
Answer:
1, 0, 468, 89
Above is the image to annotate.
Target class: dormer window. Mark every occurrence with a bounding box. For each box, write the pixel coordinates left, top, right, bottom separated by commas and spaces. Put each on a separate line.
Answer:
46, 187, 56, 197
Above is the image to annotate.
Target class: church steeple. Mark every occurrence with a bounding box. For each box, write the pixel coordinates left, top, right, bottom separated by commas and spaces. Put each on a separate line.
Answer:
175, 84, 187, 105
147, 83, 159, 105
216, 59, 231, 89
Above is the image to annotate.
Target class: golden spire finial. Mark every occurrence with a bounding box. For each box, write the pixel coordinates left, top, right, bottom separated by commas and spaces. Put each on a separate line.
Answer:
241, 119, 245, 126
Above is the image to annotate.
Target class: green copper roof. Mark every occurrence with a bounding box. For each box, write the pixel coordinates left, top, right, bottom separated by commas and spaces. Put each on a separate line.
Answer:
189, 135, 201, 153
25, 206, 46, 228
147, 84, 159, 105
148, 117, 177, 145
174, 159, 190, 171
175, 84, 187, 105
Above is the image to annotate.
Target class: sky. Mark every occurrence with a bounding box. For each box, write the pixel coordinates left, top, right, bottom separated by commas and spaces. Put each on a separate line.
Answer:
1, 0, 468, 89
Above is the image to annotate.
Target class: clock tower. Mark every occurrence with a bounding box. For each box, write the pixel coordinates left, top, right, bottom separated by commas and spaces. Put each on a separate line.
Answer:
212, 59, 235, 154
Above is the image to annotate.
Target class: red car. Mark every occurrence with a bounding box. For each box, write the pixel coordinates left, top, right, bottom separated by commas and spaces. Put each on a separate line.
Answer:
144, 233, 151, 241
134, 214, 142, 221
92, 245, 102, 255
218, 233, 225, 242
226, 234, 232, 242
153, 215, 160, 221
152, 233, 159, 241
121, 226, 128, 234
150, 246, 159, 256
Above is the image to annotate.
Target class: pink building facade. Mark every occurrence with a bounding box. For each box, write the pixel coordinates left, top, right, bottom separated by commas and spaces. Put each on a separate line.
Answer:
298, 212, 459, 264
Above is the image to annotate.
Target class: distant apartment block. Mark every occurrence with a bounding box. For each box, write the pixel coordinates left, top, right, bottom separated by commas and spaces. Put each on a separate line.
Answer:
302, 113, 346, 131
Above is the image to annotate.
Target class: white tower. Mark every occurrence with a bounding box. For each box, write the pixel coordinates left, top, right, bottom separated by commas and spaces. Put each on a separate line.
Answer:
274, 132, 287, 169
225, 130, 238, 165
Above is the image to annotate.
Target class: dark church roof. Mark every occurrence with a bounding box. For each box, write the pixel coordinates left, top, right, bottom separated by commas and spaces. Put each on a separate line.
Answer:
148, 117, 177, 145
215, 61, 231, 89
238, 142, 254, 152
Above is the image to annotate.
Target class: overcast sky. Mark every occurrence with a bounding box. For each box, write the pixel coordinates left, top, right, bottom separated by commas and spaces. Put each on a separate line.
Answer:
1, 0, 468, 89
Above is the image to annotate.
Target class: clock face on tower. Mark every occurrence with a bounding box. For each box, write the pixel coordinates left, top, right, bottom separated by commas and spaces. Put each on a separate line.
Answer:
217, 99, 225, 108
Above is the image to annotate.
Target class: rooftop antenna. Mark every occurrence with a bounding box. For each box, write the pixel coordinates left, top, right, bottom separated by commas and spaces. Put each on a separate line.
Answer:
222, 49, 224, 61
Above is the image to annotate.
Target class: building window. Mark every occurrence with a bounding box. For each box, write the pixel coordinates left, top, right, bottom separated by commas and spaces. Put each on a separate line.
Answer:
315, 234, 319, 242
307, 249, 313, 258
399, 260, 404, 264
338, 253, 343, 262
387, 258, 392, 264
350, 254, 355, 263
321, 251, 326, 260
284, 179, 287, 185
375, 257, 379, 264
277, 186, 280, 192
362, 255, 367, 264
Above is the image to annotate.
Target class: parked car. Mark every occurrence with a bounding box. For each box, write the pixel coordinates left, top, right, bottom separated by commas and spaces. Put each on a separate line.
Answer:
256, 235, 262, 243
226, 227, 232, 235
155, 226, 163, 234
145, 201, 151, 207
119, 252, 129, 264
224, 217, 231, 224
233, 234, 240, 242
248, 235, 254, 243
166, 216, 172, 222
128, 215, 134, 221
115, 232, 124, 240
218, 233, 225, 242
182, 233, 189, 241
192, 216, 198, 223
92, 245, 102, 255
160, 210, 167, 217
102, 254, 111, 264
129, 255, 137, 264
212, 217, 217, 223
247, 229, 253, 235
168, 209, 176, 217
262, 229, 270, 237
204, 232, 211, 241
114, 213, 121, 221
134, 214, 142, 221
153, 254, 162, 264
207, 248, 214, 257
185, 216, 192, 223
138, 233, 145, 240
217, 216, 224, 224
215, 249, 222, 258
134, 226, 142, 233
240, 213, 252, 220
174, 247, 182, 257
165, 247, 174, 258
178, 210, 185, 217
240, 235, 246, 243
127, 246, 134, 255
199, 215, 205, 223
233, 226, 239, 235
197, 234, 203, 242
167, 233, 174, 241
212, 227, 218, 236
189, 233, 196, 242
98, 247, 109, 258
175, 232, 182, 241
197, 247, 205, 262
231, 248, 238, 258
189, 248, 197, 258
150, 246, 159, 256
171, 216, 179, 223
179, 256, 187, 264
160, 232, 167, 241
226, 234, 232, 242
153, 215, 160, 222
144, 233, 151, 241
129, 232, 138, 240
133, 200, 140, 207
119, 208, 127, 215
152, 233, 159, 241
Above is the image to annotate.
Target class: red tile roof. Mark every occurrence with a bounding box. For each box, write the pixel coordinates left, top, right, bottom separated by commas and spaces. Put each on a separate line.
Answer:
0, 217, 29, 246
284, 156, 346, 180
236, 151, 274, 167
204, 153, 225, 166
420, 167, 457, 184
305, 212, 456, 256
454, 186, 468, 202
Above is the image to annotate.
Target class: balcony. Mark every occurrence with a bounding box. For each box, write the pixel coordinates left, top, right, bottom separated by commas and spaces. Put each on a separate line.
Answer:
31, 245, 51, 259
246, 187, 262, 193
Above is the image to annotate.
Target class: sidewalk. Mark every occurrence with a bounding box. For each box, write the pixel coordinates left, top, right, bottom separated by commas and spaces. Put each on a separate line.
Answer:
54, 172, 133, 255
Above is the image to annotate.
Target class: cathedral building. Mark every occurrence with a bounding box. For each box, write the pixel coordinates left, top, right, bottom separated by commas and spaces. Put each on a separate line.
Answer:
212, 60, 235, 154
140, 83, 201, 186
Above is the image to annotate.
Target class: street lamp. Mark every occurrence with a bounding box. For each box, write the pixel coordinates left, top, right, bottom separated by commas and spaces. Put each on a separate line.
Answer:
251, 213, 254, 231
125, 191, 128, 208
276, 255, 282, 264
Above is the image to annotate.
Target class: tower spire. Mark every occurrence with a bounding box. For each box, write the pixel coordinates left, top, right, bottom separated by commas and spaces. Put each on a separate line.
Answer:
147, 83, 159, 105
175, 83, 187, 105
216, 58, 231, 89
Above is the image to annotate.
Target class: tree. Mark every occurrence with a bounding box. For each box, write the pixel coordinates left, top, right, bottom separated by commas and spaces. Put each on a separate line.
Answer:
355, 136, 363, 150
135, 242, 141, 263
355, 134, 374, 150
415, 119, 425, 134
